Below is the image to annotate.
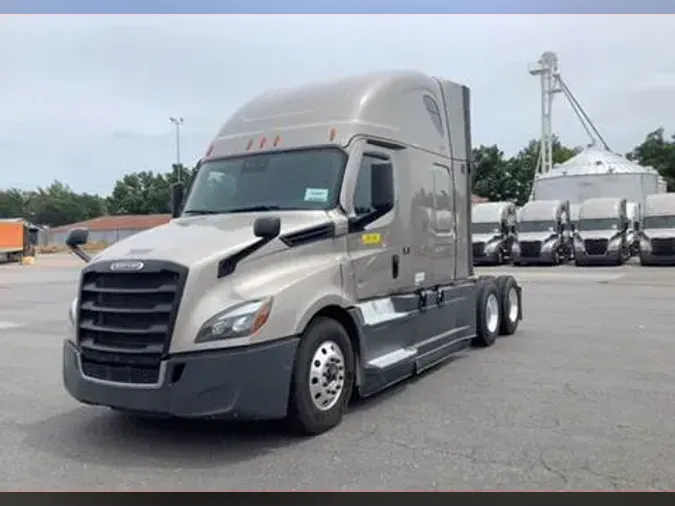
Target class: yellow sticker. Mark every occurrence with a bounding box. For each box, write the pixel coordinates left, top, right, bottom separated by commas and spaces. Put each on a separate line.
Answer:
361, 233, 382, 245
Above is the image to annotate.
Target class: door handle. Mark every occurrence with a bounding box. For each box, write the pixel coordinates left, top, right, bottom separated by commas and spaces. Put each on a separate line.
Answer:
391, 254, 399, 279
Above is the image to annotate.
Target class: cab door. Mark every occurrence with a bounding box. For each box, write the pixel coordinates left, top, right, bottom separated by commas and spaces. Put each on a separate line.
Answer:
346, 151, 399, 302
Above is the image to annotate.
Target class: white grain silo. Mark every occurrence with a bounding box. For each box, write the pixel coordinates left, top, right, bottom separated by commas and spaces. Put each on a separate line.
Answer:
531, 147, 666, 208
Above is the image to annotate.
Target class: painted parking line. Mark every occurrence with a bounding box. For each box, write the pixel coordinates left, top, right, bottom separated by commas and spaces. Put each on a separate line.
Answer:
477, 270, 627, 283
0, 321, 24, 330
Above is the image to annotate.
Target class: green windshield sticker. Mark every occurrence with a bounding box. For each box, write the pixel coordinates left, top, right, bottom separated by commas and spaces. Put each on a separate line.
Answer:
304, 188, 329, 202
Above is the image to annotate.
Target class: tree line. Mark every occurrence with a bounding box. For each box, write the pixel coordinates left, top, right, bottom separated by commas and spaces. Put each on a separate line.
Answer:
1, 128, 674, 228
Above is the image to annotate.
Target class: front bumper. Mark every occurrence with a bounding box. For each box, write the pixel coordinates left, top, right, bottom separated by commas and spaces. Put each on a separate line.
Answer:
62, 337, 299, 420
513, 250, 556, 264
639, 252, 675, 265
473, 251, 501, 265
575, 249, 621, 265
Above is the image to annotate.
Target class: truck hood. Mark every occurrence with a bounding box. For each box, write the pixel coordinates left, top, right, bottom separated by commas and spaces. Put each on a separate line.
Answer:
90, 211, 334, 267
578, 230, 620, 240
644, 227, 675, 239
472, 233, 499, 244
518, 232, 554, 242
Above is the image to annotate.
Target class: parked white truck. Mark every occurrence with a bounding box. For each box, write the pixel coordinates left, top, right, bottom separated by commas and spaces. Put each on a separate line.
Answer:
513, 199, 571, 265
639, 193, 675, 266
574, 197, 629, 266
62, 71, 524, 435
471, 201, 517, 265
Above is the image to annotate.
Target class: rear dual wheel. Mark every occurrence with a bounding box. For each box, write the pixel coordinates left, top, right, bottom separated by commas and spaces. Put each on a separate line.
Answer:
473, 275, 521, 348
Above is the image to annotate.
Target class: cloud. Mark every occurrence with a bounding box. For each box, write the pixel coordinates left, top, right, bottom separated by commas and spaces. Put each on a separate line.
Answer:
1, 14, 674, 194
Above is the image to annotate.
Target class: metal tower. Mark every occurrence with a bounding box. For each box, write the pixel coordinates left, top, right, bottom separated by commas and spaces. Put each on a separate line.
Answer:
528, 51, 562, 176
528, 51, 611, 177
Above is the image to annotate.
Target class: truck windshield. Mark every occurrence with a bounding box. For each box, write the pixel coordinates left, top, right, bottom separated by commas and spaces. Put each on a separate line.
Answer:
182, 148, 347, 215
578, 218, 618, 231
519, 220, 555, 233
472, 222, 500, 234
643, 215, 675, 229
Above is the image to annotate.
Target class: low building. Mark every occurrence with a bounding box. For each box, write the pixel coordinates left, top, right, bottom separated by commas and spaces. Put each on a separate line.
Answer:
48, 214, 171, 246
49, 199, 487, 247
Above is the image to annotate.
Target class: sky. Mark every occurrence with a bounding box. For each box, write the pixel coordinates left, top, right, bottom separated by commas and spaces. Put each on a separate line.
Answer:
1, 14, 675, 195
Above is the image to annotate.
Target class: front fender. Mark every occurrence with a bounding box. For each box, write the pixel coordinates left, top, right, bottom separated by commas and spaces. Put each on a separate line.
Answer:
170, 246, 352, 354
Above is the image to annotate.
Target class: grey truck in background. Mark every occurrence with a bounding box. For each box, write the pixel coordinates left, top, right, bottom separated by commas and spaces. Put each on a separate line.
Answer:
471, 201, 517, 265
513, 199, 572, 265
62, 71, 524, 435
574, 197, 630, 266
639, 193, 675, 266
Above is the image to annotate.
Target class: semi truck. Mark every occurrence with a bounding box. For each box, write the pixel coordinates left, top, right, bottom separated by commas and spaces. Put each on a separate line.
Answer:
573, 197, 629, 266
0, 218, 37, 263
512, 199, 571, 265
639, 193, 675, 266
471, 201, 517, 265
62, 71, 524, 435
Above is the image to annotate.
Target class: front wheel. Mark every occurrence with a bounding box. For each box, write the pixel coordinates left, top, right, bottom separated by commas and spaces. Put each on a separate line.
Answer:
287, 317, 355, 435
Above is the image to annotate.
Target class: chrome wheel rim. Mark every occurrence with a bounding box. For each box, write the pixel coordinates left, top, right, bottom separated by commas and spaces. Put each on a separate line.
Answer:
508, 287, 519, 323
485, 293, 500, 334
309, 340, 346, 411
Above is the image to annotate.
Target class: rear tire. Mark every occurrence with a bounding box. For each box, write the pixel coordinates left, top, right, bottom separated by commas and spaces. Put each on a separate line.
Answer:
495, 275, 520, 335
287, 317, 355, 435
472, 280, 501, 348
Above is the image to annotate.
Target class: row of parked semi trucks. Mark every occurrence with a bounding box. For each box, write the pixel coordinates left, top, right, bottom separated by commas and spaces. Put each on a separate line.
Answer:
472, 193, 675, 267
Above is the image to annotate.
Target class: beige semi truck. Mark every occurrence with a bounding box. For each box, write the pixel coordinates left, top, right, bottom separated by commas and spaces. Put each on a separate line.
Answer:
639, 193, 675, 266
471, 202, 517, 265
513, 199, 572, 266
574, 197, 630, 266
62, 71, 524, 435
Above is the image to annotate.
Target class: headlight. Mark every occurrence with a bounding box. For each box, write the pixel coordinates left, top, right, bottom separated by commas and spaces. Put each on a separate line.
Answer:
195, 298, 273, 343
68, 297, 78, 325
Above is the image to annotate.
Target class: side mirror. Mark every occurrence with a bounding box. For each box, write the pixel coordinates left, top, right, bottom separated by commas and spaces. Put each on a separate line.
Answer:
370, 163, 394, 213
65, 227, 91, 263
253, 216, 281, 240
170, 182, 185, 218
66, 227, 88, 247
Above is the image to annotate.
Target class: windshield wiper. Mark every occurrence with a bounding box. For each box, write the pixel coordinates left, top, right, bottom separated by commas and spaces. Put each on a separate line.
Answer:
226, 205, 282, 213
182, 209, 223, 215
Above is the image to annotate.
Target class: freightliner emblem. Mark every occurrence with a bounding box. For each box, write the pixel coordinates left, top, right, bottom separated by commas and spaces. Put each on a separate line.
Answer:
110, 261, 144, 271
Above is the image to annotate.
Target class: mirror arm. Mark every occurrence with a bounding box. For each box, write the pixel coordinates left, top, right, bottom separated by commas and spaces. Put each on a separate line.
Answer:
68, 244, 91, 263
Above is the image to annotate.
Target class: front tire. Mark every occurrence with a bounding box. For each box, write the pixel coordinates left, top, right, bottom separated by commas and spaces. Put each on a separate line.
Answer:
472, 280, 502, 348
287, 317, 355, 435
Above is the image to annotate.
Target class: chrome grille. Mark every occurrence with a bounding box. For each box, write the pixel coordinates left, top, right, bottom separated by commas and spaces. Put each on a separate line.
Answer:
520, 241, 541, 258
584, 239, 608, 256
76, 260, 187, 385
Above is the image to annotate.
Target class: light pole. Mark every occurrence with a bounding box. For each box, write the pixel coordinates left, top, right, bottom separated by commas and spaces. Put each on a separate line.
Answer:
169, 116, 184, 181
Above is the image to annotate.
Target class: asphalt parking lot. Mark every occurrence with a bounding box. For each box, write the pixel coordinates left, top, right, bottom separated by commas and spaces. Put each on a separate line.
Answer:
1, 254, 675, 491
